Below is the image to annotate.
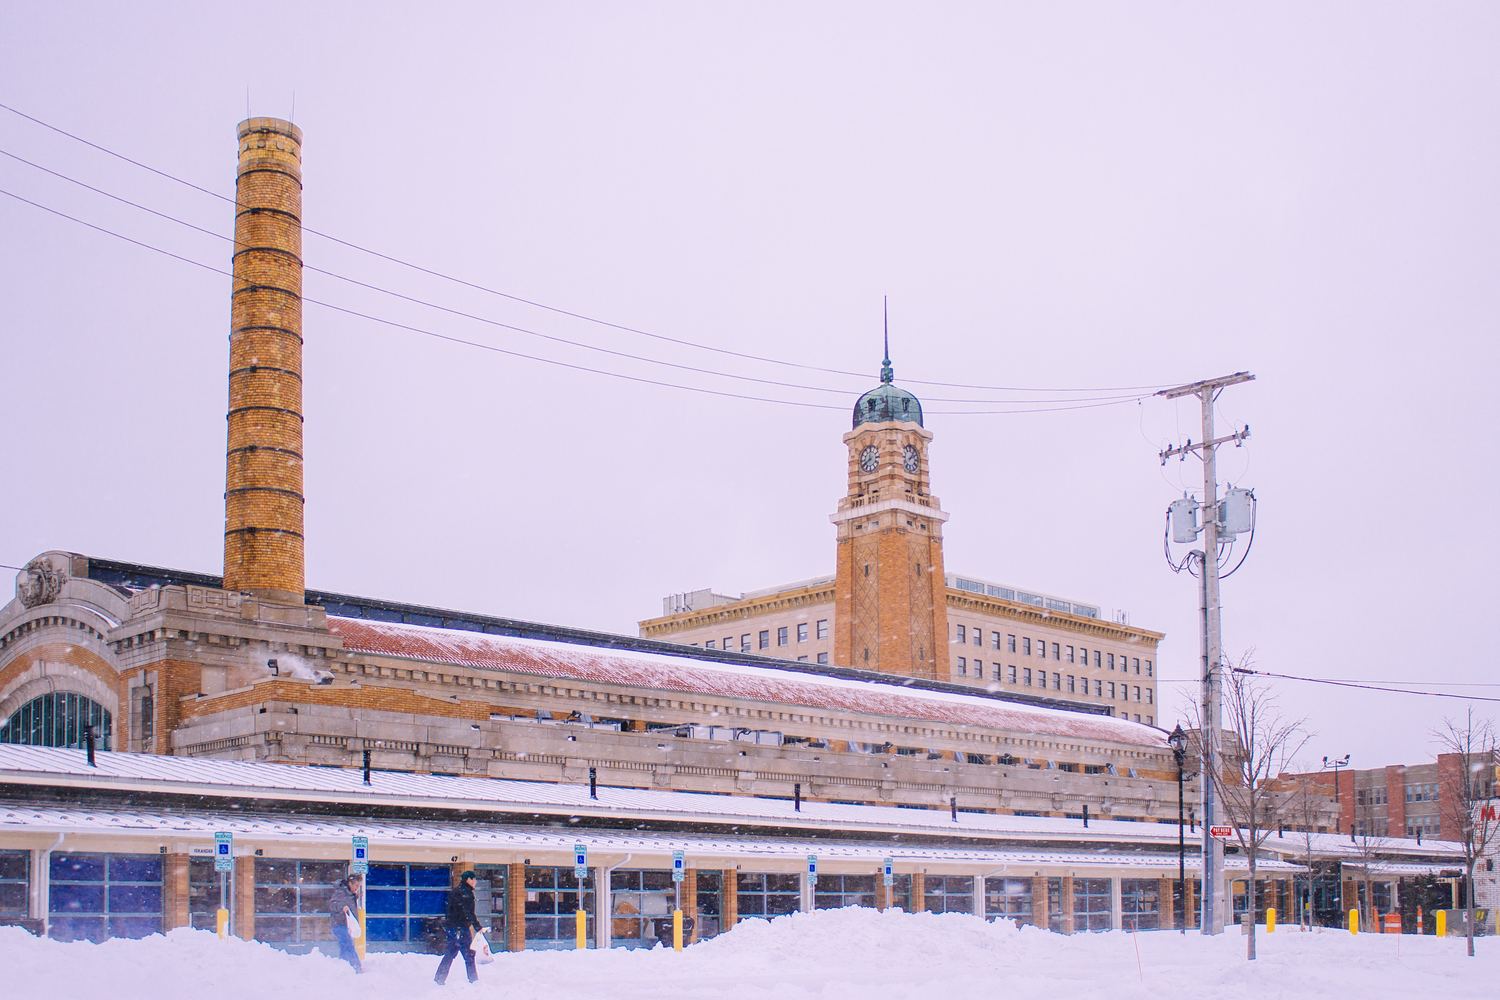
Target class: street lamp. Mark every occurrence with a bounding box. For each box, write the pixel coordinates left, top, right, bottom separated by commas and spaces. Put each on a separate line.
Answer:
1322, 754, 1351, 833
1168, 724, 1190, 934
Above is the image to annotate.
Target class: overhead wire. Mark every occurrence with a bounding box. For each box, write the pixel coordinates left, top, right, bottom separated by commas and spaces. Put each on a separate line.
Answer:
0, 186, 1156, 417
0, 146, 1153, 407
1232, 666, 1500, 704
0, 100, 1178, 395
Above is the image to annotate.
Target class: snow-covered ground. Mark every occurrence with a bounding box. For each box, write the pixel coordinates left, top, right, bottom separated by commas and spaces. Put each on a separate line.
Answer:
4, 909, 1496, 1000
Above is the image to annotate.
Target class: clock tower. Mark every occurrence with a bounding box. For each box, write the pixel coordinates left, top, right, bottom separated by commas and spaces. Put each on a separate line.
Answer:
831, 347, 949, 679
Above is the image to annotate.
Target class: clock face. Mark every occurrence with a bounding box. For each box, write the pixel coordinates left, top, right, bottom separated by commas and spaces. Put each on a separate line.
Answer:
859, 445, 878, 473
903, 444, 920, 474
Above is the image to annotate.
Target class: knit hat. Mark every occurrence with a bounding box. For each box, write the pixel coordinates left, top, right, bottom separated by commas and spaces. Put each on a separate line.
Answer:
460, 870, 477, 881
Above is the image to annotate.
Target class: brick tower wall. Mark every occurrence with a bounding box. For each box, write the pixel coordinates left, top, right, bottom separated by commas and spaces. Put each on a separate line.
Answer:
223, 117, 305, 601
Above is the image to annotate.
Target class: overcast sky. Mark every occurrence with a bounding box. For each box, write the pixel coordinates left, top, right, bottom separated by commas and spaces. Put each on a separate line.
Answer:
3, 3, 1497, 769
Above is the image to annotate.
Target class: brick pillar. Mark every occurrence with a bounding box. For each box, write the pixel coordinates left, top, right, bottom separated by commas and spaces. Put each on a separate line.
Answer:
234, 856, 256, 940
223, 116, 305, 601
163, 854, 190, 930
911, 873, 927, 912
1031, 877, 1049, 930
507, 863, 526, 953
721, 869, 738, 930
875, 875, 891, 911
1060, 876, 1075, 934
683, 869, 699, 943
1159, 877, 1175, 930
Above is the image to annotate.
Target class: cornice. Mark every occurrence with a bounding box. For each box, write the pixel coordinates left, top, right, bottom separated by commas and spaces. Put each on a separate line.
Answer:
638, 582, 836, 634
945, 590, 1165, 643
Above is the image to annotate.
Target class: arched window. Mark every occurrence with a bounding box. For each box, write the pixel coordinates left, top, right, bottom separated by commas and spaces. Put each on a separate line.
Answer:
0, 692, 112, 750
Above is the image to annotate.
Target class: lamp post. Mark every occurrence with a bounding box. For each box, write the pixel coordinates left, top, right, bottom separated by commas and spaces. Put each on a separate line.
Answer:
1168, 725, 1189, 934
1322, 754, 1350, 833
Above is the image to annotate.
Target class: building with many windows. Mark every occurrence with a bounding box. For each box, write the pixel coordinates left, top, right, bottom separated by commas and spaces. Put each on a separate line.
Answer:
1280, 753, 1500, 840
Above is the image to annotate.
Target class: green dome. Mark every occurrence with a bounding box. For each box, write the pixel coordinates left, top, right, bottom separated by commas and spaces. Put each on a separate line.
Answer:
853, 382, 923, 428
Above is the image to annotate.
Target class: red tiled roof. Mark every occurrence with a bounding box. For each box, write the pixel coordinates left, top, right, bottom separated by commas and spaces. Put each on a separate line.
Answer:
328, 617, 1164, 750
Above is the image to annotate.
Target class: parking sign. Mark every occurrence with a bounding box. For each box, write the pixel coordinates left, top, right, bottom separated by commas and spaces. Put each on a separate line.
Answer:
882, 857, 893, 887
351, 835, 369, 875
672, 850, 685, 883
214, 831, 233, 873
574, 843, 588, 880
807, 854, 818, 884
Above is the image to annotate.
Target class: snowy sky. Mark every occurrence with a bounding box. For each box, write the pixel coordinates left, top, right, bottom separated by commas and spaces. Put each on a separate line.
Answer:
2, 3, 1497, 769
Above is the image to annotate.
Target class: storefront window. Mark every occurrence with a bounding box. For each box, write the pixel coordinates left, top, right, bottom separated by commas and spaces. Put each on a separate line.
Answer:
365, 863, 450, 952
524, 866, 594, 950
813, 874, 876, 910
984, 877, 1032, 924
1120, 879, 1159, 931
609, 869, 675, 949
735, 873, 799, 919
253, 858, 343, 949
924, 875, 974, 914
0, 850, 28, 918
1073, 878, 1112, 932
49, 853, 162, 942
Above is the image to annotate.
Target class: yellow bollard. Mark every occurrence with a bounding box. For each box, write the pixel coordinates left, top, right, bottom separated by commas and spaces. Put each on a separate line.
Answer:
216, 907, 229, 939
1348, 909, 1359, 935
672, 909, 683, 952
356, 907, 367, 960
576, 908, 588, 949
1266, 907, 1276, 934
1436, 910, 1447, 938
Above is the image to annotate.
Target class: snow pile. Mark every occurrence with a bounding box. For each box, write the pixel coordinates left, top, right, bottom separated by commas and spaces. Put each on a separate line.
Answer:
3, 908, 1497, 1000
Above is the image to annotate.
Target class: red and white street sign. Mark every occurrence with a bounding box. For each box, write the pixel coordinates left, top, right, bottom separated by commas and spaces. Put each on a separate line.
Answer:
1209, 825, 1234, 839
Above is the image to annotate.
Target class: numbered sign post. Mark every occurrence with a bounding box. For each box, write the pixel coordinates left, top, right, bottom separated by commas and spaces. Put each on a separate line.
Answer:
671, 851, 686, 951
213, 832, 232, 938
573, 843, 588, 949
350, 835, 369, 875
882, 857, 894, 888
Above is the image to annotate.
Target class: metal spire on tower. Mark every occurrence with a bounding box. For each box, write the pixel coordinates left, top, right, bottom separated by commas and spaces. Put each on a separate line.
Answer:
880, 296, 894, 383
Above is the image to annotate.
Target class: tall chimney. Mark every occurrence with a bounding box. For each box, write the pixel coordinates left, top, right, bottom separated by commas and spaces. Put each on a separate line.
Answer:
223, 118, 305, 601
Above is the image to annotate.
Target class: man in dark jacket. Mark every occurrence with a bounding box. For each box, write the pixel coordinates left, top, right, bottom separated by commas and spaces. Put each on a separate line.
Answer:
433, 870, 481, 985
327, 872, 363, 973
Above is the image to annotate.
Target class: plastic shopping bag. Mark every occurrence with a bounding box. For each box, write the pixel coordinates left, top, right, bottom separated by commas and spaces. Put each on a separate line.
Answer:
346, 911, 364, 940
472, 928, 495, 965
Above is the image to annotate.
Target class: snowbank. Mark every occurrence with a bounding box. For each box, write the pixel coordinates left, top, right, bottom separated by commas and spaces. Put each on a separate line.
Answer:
3, 908, 1496, 1000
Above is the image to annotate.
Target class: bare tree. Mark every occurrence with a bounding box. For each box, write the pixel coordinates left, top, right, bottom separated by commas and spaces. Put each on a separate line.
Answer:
1283, 773, 1327, 930
1434, 708, 1499, 958
1190, 657, 1309, 960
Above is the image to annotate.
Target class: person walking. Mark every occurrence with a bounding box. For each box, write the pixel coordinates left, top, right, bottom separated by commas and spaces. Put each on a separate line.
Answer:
433, 869, 482, 985
328, 872, 364, 974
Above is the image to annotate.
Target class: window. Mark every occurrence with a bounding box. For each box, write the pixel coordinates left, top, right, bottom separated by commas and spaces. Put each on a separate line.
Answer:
957, 657, 967, 676
758, 630, 770, 650
923, 875, 974, 914
1007, 665, 1017, 683
984, 877, 1032, 924
722, 636, 733, 650
797, 623, 809, 642
1052, 643, 1060, 659
1067, 676, 1076, 693
816, 620, 829, 640
1094, 680, 1102, 696
814, 874, 876, 911
1094, 651, 1102, 667
1073, 878, 1113, 932
1079, 647, 1089, 666
1007, 635, 1017, 653
696, 871, 724, 939
1121, 879, 1160, 931
1022, 638, 1032, 656
609, 869, 675, 949
705, 640, 716, 650
973, 630, 982, 647
740, 634, 752, 652
1038, 641, 1046, 660
366, 863, 452, 951
1065, 646, 1075, 663
1146, 689, 1153, 704
1107, 654, 1115, 670
992, 664, 1001, 681
132, 684, 154, 748
1, 692, 113, 750
1023, 669, 1033, 686
796, 656, 809, 662
777, 627, 788, 646
1108, 682, 1116, 698
525, 866, 595, 950
1053, 672, 1060, 689
1133, 658, 1141, 674
251, 858, 344, 948
1038, 672, 1047, 689
0, 850, 30, 918
991, 632, 1001, 650
736, 873, 800, 919
1133, 686, 1141, 701
49, 853, 163, 943
955, 625, 967, 642
816, 653, 828, 665
1146, 660, 1154, 676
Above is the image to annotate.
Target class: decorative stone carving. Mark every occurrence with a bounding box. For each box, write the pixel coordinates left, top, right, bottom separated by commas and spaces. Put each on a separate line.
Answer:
16, 557, 67, 608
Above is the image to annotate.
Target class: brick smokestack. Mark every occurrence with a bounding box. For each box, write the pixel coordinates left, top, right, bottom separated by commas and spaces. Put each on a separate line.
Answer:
223, 117, 305, 601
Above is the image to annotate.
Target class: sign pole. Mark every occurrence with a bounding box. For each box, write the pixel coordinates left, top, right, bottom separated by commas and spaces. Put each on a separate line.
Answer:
213, 832, 233, 939
672, 850, 685, 951
574, 843, 589, 950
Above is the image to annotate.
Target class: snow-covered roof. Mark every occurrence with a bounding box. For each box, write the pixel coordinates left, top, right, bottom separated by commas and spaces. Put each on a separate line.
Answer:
328, 616, 1166, 749
0, 746, 1462, 863
0, 800, 1301, 874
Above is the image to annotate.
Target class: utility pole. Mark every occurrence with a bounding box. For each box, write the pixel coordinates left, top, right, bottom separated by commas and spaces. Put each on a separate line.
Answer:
1158, 371, 1254, 935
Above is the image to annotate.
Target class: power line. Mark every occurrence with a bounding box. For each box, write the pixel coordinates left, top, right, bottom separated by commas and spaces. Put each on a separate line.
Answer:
0, 146, 1154, 408
1233, 666, 1500, 704
0, 186, 1153, 417
0, 100, 1177, 395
